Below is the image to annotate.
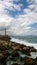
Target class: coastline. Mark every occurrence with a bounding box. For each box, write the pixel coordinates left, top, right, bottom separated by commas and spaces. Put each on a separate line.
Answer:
11, 38, 37, 49
0, 37, 37, 65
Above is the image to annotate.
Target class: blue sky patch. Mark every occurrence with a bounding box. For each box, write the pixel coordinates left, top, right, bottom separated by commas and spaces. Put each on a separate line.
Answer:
0, 0, 37, 35
5, 0, 30, 17
29, 23, 37, 29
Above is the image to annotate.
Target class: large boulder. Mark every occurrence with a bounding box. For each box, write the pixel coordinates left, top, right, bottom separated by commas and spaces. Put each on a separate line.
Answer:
24, 57, 35, 65
23, 46, 30, 51
12, 45, 20, 51
30, 47, 37, 52
22, 46, 30, 56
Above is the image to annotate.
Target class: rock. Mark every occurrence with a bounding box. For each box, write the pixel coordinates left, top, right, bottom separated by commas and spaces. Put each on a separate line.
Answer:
11, 51, 20, 57
30, 47, 37, 52
21, 46, 31, 56
34, 57, 37, 64
0, 39, 37, 65
0, 42, 9, 51
12, 63, 20, 65
24, 57, 35, 65
0, 50, 9, 62
23, 46, 30, 51
0, 53, 3, 60
12, 45, 20, 51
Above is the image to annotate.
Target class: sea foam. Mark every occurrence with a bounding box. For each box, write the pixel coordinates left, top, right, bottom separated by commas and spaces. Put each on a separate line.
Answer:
11, 38, 37, 49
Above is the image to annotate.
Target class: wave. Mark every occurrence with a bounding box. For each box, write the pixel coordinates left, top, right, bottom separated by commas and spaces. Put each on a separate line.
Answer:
11, 37, 37, 49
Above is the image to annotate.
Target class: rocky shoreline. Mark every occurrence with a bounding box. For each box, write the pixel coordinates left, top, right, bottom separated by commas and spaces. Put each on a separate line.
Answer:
0, 39, 37, 65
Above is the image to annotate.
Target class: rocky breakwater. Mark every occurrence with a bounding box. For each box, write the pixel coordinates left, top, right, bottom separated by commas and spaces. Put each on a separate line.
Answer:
0, 40, 10, 65
0, 40, 37, 65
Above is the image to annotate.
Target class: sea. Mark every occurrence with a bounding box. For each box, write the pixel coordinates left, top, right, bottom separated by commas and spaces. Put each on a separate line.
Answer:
7, 36, 37, 65
10, 36, 37, 58
11, 36, 37, 49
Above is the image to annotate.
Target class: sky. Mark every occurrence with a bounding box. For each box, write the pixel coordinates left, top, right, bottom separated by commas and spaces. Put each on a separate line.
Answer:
0, 0, 37, 36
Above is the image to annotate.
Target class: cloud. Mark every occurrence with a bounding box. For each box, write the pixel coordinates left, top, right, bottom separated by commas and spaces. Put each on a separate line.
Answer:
0, 0, 37, 35
13, 0, 20, 2
0, 0, 21, 26
27, 0, 37, 4
0, 0, 22, 12
13, 4, 21, 11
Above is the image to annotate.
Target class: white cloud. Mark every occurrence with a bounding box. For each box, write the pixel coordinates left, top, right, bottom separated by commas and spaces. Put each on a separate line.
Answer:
24, 9, 31, 14
27, 0, 34, 4
0, 0, 22, 12
13, 4, 21, 11
13, 0, 20, 2
0, 0, 37, 35
27, 0, 37, 4
0, 0, 21, 28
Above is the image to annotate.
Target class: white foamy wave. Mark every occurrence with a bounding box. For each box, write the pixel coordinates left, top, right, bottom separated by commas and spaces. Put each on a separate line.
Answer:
11, 38, 37, 49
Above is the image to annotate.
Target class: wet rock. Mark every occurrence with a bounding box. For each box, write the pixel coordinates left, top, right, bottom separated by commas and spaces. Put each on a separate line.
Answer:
34, 57, 37, 64
30, 47, 37, 52
11, 51, 20, 58
8, 51, 20, 61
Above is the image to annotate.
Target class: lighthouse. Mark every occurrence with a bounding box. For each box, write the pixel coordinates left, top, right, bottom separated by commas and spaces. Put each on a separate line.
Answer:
5, 28, 6, 36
